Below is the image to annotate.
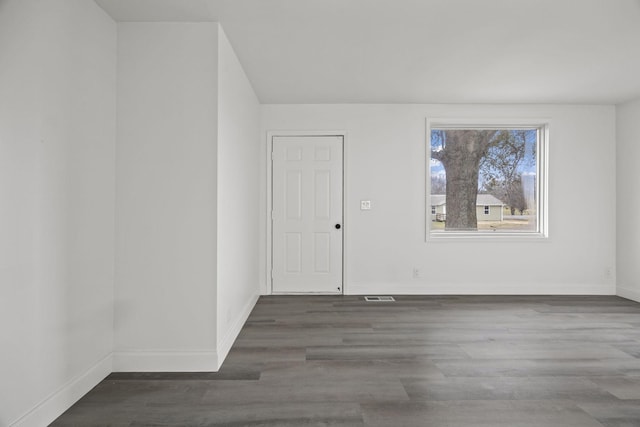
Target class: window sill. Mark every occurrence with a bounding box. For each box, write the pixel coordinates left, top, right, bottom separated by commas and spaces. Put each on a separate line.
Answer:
427, 231, 549, 243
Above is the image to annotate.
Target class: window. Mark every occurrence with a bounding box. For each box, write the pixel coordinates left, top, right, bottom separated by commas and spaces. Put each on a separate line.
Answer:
431, 206, 436, 214
427, 120, 548, 238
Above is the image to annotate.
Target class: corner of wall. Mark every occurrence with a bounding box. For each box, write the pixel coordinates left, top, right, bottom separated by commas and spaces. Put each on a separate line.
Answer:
617, 286, 640, 303
215, 21, 261, 369
615, 97, 640, 303
9, 354, 113, 427
216, 292, 260, 369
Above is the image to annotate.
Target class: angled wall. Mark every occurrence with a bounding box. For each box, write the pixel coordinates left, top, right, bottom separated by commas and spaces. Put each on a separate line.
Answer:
617, 98, 640, 302
216, 28, 261, 364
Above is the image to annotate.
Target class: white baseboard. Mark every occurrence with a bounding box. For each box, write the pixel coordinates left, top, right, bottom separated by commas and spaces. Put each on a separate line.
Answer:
9, 353, 112, 427
347, 282, 616, 296
216, 292, 260, 369
113, 293, 260, 372
617, 286, 640, 303
112, 350, 219, 372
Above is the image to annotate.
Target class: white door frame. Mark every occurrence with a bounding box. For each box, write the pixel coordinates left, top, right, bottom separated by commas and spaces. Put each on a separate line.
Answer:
266, 130, 348, 295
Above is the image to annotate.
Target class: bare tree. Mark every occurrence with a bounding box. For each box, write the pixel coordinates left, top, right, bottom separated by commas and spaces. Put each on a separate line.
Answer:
431, 130, 497, 230
480, 130, 531, 215
484, 175, 527, 214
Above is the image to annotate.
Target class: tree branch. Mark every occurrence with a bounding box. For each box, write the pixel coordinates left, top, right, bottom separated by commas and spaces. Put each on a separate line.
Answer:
431, 150, 445, 163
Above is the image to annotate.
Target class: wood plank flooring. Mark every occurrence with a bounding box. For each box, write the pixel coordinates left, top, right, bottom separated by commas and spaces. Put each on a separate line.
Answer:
52, 295, 640, 426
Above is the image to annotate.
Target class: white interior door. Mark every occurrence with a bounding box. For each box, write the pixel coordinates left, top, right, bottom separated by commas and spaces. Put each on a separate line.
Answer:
272, 135, 343, 294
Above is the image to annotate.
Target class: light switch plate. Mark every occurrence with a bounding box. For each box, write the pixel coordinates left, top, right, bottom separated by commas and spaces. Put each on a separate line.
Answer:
360, 200, 371, 210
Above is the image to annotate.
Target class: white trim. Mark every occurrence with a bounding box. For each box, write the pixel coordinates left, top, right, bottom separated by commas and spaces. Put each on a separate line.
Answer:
216, 292, 260, 369
343, 132, 350, 294
426, 117, 552, 128
265, 130, 348, 295
271, 291, 342, 295
617, 286, 640, 303
425, 118, 550, 241
427, 232, 552, 243
347, 282, 615, 296
112, 350, 218, 372
9, 353, 112, 427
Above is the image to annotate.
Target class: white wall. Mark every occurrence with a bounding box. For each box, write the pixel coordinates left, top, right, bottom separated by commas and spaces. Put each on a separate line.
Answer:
216, 28, 261, 365
261, 104, 616, 295
616, 98, 640, 302
0, 0, 116, 425
115, 22, 219, 371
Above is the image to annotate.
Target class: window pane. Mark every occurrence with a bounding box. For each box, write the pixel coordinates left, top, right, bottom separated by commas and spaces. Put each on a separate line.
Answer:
429, 127, 541, 235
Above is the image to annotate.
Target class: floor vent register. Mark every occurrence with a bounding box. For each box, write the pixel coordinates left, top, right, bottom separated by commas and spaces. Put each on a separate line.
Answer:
364, 296, 396, 302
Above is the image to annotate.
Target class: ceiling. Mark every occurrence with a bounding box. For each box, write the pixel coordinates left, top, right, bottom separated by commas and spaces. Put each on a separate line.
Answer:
95, 0, 640, 105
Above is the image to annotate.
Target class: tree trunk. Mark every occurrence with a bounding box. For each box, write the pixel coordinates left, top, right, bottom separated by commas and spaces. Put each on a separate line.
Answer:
444, 152, 481, 230
432, 130, 496, 231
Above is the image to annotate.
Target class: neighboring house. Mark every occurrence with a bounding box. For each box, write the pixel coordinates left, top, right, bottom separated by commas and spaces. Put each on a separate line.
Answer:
431, 194, 504, 222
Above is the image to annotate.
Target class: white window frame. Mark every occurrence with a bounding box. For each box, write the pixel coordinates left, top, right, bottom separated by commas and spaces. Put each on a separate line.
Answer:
484, 206, 490, 215
426, 118, 549, 241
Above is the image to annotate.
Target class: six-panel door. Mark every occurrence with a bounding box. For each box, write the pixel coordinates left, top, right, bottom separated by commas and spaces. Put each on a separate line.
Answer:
272, 136, 343, 294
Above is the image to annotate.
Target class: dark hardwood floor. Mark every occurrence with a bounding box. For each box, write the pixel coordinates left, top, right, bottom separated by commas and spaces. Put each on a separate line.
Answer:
52, 295, 640, 426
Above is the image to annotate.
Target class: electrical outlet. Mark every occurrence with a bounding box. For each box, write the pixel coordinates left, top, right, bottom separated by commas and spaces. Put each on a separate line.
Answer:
413, 268, 420, 279
360, 200, 371, 210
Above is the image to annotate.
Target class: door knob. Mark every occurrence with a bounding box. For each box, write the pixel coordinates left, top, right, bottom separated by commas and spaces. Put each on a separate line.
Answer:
335, 224, 341, 229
